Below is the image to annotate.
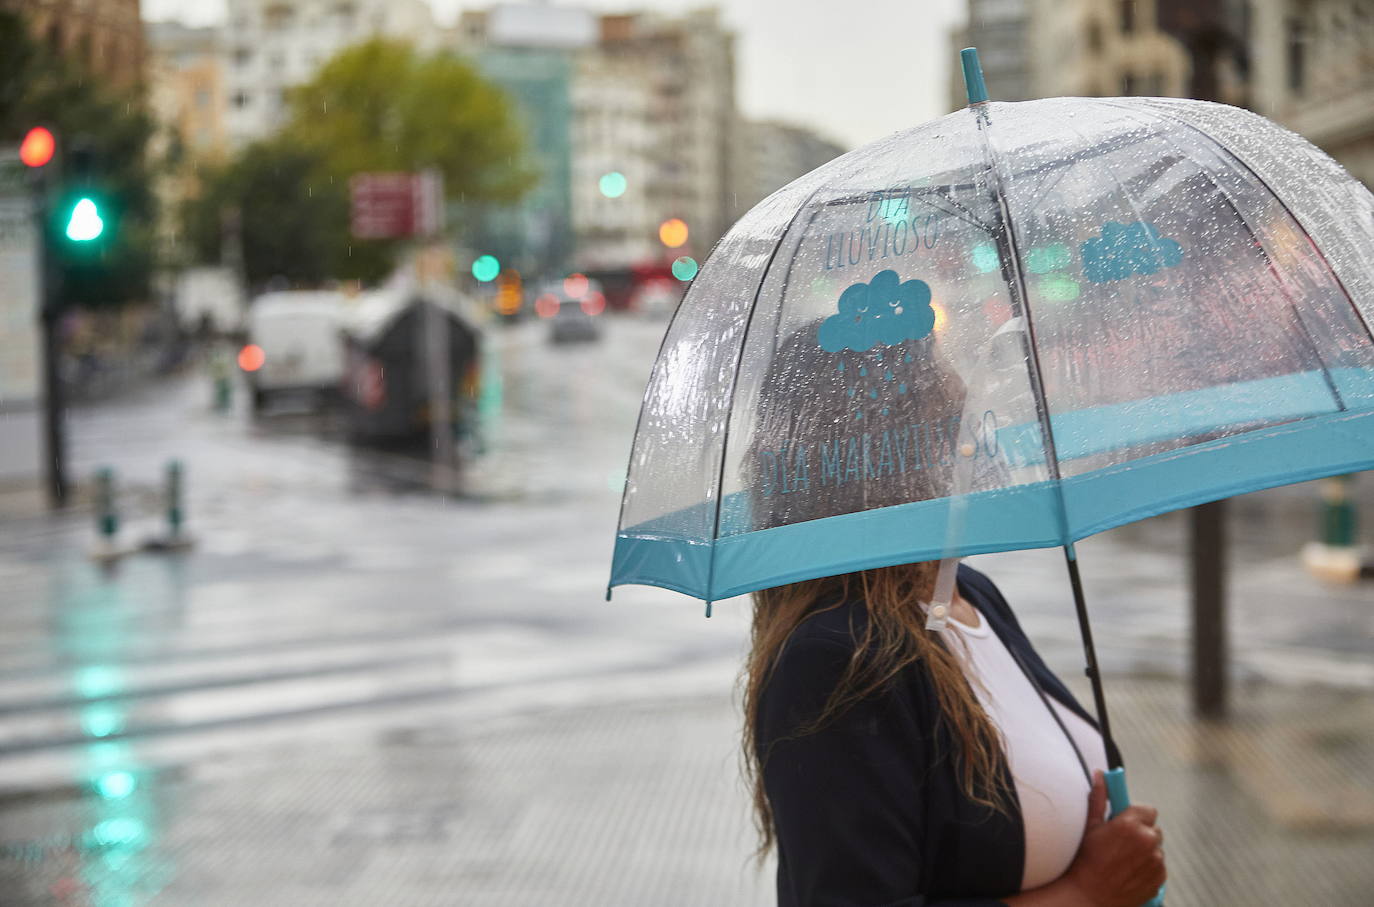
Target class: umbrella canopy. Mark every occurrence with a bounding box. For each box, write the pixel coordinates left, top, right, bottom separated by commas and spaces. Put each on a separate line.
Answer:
611, 94, 1374, 605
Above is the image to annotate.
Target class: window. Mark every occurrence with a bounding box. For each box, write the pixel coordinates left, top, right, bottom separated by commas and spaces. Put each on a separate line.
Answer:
195, 88, 211, 109
1287, 17, 1307, 94
233, 91, 251, 108
1087, 21, 1104, 54
264, 4, 294, 29
1120, 0, 1136, 34
234, 47, 252, 66
1122, 71, 1140, 95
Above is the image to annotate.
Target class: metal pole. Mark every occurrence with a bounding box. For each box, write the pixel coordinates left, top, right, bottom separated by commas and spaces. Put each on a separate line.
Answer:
39, 307, 66, 507
1064, 546, 1123, 768
166, 459, 184, 539
1166, 3, 1234, 723
1190, 499, 1228, 718
34, 169, 67, 508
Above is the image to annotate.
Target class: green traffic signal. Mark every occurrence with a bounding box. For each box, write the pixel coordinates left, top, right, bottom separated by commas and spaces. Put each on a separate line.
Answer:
65, 197, 104, 242
471, 254, 500, 282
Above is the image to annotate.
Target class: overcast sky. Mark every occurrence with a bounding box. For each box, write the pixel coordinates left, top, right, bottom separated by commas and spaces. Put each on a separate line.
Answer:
141, 0, 968, 150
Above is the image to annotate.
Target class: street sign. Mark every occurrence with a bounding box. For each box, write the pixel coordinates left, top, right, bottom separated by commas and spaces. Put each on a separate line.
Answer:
349, 170, 444, 240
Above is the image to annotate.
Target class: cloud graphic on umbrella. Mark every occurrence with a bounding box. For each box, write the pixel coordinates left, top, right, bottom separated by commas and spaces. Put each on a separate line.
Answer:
1080, 221, 1184, 283
818, 270, 936, 353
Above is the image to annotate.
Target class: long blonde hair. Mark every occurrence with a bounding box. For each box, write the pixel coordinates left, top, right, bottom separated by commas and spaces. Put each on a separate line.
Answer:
742, 561, 1011, 856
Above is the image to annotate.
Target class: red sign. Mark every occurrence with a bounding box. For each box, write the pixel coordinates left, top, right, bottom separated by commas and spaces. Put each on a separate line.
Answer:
349, 170, 444, 240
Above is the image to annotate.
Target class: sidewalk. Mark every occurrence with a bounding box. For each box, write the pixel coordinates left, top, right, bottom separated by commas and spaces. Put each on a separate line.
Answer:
0, 674, 1370, 906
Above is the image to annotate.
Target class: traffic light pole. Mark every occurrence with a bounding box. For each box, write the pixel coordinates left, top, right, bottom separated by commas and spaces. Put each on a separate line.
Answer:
33, 168, 67, 507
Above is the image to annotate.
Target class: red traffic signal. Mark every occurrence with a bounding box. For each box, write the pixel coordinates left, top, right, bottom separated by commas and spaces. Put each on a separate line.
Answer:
20, 127, 55, 168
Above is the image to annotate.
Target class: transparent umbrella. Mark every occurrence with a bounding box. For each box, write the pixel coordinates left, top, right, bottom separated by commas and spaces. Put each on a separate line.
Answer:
609, 49, 1374, 899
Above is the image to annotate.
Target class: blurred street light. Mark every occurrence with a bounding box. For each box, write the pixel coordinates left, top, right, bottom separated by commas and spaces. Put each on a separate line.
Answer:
472, 254, 501, 282
671, 256, 698, 281
495, 271, 523, 316
64, 197, 104, 242
599, 171, 627, 198
659, 218, 689, 249
20, 126, 55, 168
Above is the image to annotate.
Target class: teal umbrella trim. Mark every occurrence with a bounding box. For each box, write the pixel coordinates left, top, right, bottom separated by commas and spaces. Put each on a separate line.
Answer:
610, 406, 1374, 602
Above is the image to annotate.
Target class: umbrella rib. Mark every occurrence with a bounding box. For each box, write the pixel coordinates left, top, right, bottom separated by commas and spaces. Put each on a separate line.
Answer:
1097, 100, 1351, 414
819, 186, 993, 234
704, 184, 830, 607
608, 236, 708, 603
1124, 101, 1374, 351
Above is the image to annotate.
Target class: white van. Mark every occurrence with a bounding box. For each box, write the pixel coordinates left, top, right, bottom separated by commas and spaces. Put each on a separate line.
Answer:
242, 291, 347, 411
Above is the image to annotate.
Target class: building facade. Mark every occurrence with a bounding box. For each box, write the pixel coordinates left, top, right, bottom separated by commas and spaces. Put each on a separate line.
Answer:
1247, 0, 1374, 187
730, 119, 846, 220
221, 0, 438, 147
580, 9, 737, 271
954, 0, 1035, 108
147, 22, 229, 162
1027, 0, 1197, 99
571, 40, 658, 269
2, 0, 145, 87
452, 5, 590, 281
455, 6, 738, 278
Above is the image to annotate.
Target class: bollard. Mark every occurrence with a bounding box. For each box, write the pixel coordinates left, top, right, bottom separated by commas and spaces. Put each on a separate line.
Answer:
1320, 474, 1357, 547
143, 459, 194, 552
166, 460, 183, 539
1302, 473, 1362, 582
210, 347, 233, 412
214, 372, 232, 412
89, 466, 123, 563
96, 467, 118, 541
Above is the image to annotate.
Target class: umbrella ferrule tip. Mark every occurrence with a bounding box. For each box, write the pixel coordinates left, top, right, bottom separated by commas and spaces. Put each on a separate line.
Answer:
961, 47, 989, 106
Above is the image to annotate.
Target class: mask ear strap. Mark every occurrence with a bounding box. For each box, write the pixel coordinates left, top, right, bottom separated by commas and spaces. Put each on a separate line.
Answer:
925, 557, 961, 630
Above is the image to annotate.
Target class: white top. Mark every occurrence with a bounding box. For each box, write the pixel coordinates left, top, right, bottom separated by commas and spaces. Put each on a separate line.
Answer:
940, 609, 1107, 891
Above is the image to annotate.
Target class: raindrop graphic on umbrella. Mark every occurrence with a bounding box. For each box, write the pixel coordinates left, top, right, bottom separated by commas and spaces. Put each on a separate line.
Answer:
819, 270, 936, 419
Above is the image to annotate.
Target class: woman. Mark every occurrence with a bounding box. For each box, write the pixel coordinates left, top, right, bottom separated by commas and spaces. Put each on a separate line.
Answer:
741, 322, 1165, 905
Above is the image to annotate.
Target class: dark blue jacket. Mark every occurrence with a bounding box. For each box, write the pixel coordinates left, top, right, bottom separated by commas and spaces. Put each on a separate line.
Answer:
756, 564, 1103, 906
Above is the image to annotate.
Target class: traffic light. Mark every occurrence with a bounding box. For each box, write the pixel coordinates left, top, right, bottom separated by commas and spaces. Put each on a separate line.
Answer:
20, 126, 55, 168
472, 254, 500, 282
495, 270, 523, 316
56, 142, 111, 250
65, 197, 104, 241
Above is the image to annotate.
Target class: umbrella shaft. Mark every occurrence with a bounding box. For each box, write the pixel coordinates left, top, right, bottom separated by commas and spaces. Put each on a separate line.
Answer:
1064, 546, 1122, 771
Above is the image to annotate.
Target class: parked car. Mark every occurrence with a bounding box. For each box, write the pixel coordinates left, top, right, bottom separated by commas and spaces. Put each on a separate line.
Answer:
629, 278, 681, 319
241, 290, 347, 412
534, 280, 604, 344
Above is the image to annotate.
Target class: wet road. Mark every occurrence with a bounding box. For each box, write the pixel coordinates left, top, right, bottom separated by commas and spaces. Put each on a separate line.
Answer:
0, 312, 1371, 903
0, 315, 755, 791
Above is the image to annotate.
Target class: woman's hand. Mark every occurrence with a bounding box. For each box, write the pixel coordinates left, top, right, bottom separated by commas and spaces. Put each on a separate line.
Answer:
1061, 770, 1166, 907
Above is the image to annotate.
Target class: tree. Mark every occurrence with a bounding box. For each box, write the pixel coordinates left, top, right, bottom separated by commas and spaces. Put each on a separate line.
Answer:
181, 39, 534, 288
283, 39, 534, 205
0, 12, 158, 308
181, 140, 378, 288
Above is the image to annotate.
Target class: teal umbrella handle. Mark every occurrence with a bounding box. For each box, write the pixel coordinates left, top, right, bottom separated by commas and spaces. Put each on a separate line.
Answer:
1105, 767, 1166, 907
